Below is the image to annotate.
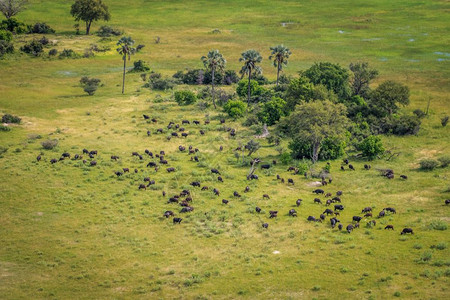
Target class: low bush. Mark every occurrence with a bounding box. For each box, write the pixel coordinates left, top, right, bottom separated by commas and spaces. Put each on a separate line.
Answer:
0, 30, 12, 42
20, 40, 43, 56
97, 26, 122, 37
419, 159, 439, 171
0, 18, 30, 34
358, 135, 384, 159
130, 60, 150, 73
174, 90, 197, 106
41, 139, 58, 150
48, 49, 58, 56
376, 114, 421, 135
223, 70, 240, 85
413, 109, 426, 118
223, 100, 246, 118
428, 220, 448, 231
79, 77, 101, 96
30, 23, 55, 34
0, 40, 14, 57
148, 77, 176, 90
2, 114, 21, 124
438, 156, 450, 168
0, 124, 11, 131
58, 49, 80, 59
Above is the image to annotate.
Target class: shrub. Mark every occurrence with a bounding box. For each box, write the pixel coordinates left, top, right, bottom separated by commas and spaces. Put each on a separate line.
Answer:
0, 18, 30, 34
30, 23, 55, 34
441, 116, 449, 127
48, 49, 58, 56
236, 79, 261, 98
130, 60, 150, 73
0, 40, 14, 57
149, 77, 176, 90
173, 69, 204, 85
280, 152, 292, 165
41, 139, 58, 150
38, 36, 50, 46
376, 114, 421, 135
419, 250, 433, 262
223, 100, 246, 118
2, 114, 21, 124
257, 96, 286, 125
438, 156, 450, 168
97, 26, 122, 37
58, 49, 80, 59
0, 30, 12, 42
419, 159, 439, 171
203, 70, 223, 85
20, 40, 43, 56
174, 90, 197, 106
79, 77, 101, 96
358, 135, 384, 159
223, 70, 240, 85
289, 136, 346, 161
413, 109, 426, 118
252, 74, 270, 85
428, 220, 447, 231
0, 124, 11, 131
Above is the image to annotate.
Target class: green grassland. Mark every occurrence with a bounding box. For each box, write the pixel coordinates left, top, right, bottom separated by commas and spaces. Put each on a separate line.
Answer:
0, 0, 449, 299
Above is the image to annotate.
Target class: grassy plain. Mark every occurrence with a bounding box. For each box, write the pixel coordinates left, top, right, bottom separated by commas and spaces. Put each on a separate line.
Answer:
0, 0, 449, 299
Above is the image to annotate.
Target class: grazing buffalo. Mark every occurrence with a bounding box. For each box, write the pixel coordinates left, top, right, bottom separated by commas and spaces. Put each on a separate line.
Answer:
147, 162, 157, 167
147, 180, 155, 186
346, 224, 354, 233
296, 199, 302, 207
211, 168, 220, 175
173, 217, 182, 224
287, 178, 294, 185
62, 152, 70, 158
213, 188, 220, 196
138, 184, 146, 190
123, 168, 129, 173
336, 191, 343, 196
205, 120, 210, 125
307, 216, 321, 222
50, 158, 57, 164
171, 132, 178, 137
323, 209, 334, 215
111, 155, 119, 160
325, 192, 332, 198
262, 223, 269, 229
313, 189, 324, 194
255, 207, 261, 213
168, 197, 178, 203
222, 199, 229, 205
143, 114, 150, 119
182, 133, 188, 138
115, 171, 123, 176
344, 159, 349, 164
378, 210, 386, 218
364, 213, 372, 218
330, 217, 340, 228
400, 175, 408, 180
191, 181, 201, 187
218, 176, 223, 182
167, 167, 175, 173
385, 225, 394, 230
263, 194, 270, 199
201, 186, 209, 190
445, 199, 450, 205
326, 199, 332, 206
233, 191, 241, 197
261, 164, 270, 169
269, 211, 278, 218
90, 161, 97, 166
332, 197, 341, 203
338, 224, 343, 230
349, 164, 355, 170
82, 149, 89, 154
341, 166, 345, 171
89, 150, 97, 156
289, 209, 298, 217
180, 207, 194, 213
334, 205, 344, 211
200, 130, 205, 135
401, 228, 414, 235
178, 145, 185, 151
164, 211, 174, 218
193, 120, 200, 125
182, 120, 190, 124
385, 207, 396, 214
160, 160, 168, 164
362, 207, 372, 213
353, 216, 362, 222
364, 164, 371, 170
320, 214, 325, 220
314, 198, 322, 204
249, 174, 259, 180
156, 128, 163, 133
36, 155, 41, 162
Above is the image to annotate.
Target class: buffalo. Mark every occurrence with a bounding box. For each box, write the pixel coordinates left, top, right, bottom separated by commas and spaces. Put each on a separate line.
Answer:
314, 198, 322, 204
269, 211, 278, 218
353, 216, 362, 222
287, 178, 294, 185
401, 228, 414, 235
255, 207, 261, 213
384, 225, 394, 230
334, 205, 344, 211
222, 199, 229, 205
164, 211, 174, 218
346, 224, 354, 233
289, 209, 298, 217
211, 168, 220, 175
173, 217, 182, 224
261, 164, 270, 169
167, 167, 175, 172
323, 208, 334, 215
262, 223, 269, 229
296, 199, 302, 207
263, 194, 270, 199
313, 189, 324, 194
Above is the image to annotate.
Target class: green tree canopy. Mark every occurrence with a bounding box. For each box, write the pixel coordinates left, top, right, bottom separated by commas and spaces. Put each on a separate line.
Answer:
0, 0, 28, 19
349, 62, 378, 97
257, 96, 286, 126
369, 80, 410, 117
304, 62, 351, 100
269, 44, 291, 86
284, 100, 349, 162
239, 49, 262, 109
201, 50, 226, 109
70, 0, 110, 35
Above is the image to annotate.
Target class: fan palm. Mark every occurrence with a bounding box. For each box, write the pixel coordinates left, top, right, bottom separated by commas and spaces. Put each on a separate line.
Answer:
269, 45, 291, 86
117, 36, 136, 94
239, 49, 262, 109
201, 50, 226, 109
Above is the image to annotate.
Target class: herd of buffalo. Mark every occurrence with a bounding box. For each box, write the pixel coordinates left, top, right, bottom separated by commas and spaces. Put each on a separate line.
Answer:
36, 116, 450, 237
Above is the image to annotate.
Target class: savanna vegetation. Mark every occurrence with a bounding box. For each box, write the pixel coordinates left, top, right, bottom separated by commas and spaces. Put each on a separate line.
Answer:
0, 0, 449, 299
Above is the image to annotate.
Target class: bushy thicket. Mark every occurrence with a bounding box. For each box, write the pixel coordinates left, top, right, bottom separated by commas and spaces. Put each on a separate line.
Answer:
80, 77, 101, 95
358, 135, 384, 159
30, 23, 55, 34
173, 69, 239, 85
129, 60, 150, 73
58, 49, 80, 59
97, 26, 122, 37
0, 40, 14, 57
41, 139, 58, 150
20, 40, 43, 56
223, 100, 246, 118
0, 18, 29, 34
174, 90, 197, 105
2, 114, 21, 124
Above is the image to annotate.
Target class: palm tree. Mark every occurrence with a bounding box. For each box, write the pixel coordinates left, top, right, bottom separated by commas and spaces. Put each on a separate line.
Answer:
269, 44, 291, 86
201, 50, 226, 109
116, 36, 136, 94
239, 49, 262, 109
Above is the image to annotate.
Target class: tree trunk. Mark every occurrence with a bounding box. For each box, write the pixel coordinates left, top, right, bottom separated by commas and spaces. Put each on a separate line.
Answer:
211, 68, 216, 109
276, 61, 280, 86
247, 70, 251, 112
312, 142, 320, 163
86, 20, 92, 35
122, 57, 126, 94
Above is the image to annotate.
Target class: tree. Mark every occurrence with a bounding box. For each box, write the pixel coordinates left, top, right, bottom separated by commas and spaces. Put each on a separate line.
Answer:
70, 0, 110, 35
285, 100, 349, 162
245, 140, 260, 156
369, 80, 409, 117
223, 100, 246, 118
257, 96, 286, 125
239, 49, 262, 109
80, 76, 101, 96
201, 50, 226, 109
349, 62, 378, 97
304, 62, 351, 100
358, 135, 384, 159
0, 0, 28, 19
116, 36, 136, 94
269, 44, 291, 86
